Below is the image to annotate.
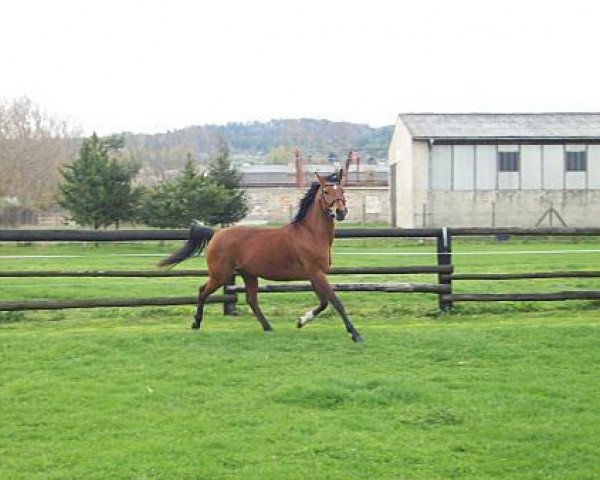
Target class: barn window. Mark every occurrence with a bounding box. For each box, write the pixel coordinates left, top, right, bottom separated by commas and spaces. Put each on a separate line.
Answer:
565, 151, 587, 171
498, 151, 520, 172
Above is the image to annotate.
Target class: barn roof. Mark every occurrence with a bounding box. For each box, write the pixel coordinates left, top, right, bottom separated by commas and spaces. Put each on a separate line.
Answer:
399, 113, 600, 141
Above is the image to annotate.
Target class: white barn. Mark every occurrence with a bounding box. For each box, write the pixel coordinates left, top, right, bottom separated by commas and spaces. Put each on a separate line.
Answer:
388, 113, 600, 227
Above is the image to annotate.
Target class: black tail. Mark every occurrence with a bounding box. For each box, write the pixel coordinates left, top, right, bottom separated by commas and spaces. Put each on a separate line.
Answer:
158, 221, 215, 269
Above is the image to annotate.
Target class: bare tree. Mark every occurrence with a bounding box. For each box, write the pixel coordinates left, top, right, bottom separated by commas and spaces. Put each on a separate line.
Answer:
0, 97, 79, 210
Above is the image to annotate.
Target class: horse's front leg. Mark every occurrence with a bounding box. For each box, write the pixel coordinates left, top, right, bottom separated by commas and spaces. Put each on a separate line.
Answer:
308, 272, 363, 343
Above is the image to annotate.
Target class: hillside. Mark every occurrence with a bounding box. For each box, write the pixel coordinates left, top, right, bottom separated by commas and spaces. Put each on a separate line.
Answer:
123, 118, 393, 173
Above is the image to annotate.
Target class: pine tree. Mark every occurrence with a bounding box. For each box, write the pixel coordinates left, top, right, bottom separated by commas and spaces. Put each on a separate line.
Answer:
138, 180, 185, 229
139, 156, 229, 228
58, 133, 140, 229
204, 138, 249, 226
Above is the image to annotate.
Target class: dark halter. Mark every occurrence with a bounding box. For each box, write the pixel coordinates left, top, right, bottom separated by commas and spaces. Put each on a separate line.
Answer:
320, 183, 345, 216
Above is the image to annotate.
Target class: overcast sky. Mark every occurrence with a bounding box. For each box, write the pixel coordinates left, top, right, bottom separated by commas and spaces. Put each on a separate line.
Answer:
2, 0, 599, 135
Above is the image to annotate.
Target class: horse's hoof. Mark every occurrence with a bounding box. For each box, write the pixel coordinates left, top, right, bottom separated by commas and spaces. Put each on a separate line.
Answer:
262, 323, 273, 332
191, 322, 200, 330
351, 334, 364, 343
298, 311, 314, 329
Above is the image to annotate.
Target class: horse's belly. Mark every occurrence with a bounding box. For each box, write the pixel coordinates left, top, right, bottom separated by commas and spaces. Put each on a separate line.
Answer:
238, 258, 309, 281
237, 252, 308, 280
256, 270, 309, 281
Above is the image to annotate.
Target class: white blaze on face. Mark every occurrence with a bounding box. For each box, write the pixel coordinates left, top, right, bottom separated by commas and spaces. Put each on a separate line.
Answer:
299, 310, 315, 326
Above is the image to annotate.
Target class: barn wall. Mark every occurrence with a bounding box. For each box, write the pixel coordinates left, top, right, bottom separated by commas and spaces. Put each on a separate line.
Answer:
388, 118, 416, 227
521, 145, 542, 189
427, 190, 600, 227
453, 145, 475, 190
428, 142, 600, 193
422, 141, 600, 227
412, 140, 431, 228
589, 145, 600, 188
475, 145, 496, 190
543, 145, 564, 189
430, 144, 452, 190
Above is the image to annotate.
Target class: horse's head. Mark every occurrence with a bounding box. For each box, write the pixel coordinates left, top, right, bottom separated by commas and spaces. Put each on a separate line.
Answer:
316, 169, 347, 221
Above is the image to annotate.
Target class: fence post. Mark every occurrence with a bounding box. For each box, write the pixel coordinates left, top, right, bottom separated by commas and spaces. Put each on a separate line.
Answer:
436, 227, 453, 312
223, 274, 237, 315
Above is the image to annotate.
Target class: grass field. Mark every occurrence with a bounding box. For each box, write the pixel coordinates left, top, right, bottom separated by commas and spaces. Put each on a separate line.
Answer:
1, 236, 600, 479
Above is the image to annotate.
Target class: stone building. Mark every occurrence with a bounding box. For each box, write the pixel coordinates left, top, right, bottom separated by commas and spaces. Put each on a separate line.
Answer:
239, 164, 389, 224
388, 113, 600, 227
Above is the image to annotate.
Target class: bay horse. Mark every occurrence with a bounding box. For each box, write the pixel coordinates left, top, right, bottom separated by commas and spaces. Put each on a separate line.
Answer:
159, 169, 363, 342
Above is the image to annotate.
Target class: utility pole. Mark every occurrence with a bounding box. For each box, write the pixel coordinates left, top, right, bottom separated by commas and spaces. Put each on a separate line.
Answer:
294, 148, 305, 187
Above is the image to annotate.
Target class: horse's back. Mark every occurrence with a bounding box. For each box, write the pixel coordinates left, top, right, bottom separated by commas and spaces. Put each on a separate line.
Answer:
208, 226, 285, 250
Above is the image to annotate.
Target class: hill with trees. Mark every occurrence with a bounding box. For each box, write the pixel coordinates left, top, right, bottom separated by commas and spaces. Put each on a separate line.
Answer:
1, 98, 392, 221
123, 119, 393, 174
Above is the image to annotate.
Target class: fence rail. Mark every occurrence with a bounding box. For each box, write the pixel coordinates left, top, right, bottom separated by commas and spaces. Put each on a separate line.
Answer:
3, 227, 600, 243
226, 283, 450, 294
443, 291, 600, 302
0, 295, 234, 312
0, 266, 452, 278
450, 271, 600, 280
2, 227, 600, 313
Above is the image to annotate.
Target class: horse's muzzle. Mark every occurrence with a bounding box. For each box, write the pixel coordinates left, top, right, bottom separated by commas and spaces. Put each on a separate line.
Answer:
336, 209, 346, 221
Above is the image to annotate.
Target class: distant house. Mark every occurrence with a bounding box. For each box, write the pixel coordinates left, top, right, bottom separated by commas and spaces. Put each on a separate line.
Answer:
388, 113, 600, 227
236, 164, 389, 224
239, 164, 389, 187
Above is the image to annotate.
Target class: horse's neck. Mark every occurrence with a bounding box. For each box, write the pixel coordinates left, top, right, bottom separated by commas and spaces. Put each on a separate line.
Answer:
302, 196, 334, 245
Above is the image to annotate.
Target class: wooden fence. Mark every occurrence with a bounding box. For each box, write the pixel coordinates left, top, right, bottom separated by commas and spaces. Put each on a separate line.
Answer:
1, 227, 600, 313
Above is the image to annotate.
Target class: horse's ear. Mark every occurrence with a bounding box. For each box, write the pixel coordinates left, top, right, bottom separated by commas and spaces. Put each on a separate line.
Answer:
315, 172, 326, 186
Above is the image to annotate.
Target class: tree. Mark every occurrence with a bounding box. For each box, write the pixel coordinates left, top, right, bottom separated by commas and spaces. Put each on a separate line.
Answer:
204, 138, 249, 226
139, 156, 229, 228
138, 180, 186, 229
139, 144, 249, 228
0, 96, 79, 209
58, 133, 141, 229
265, 145, 295, 164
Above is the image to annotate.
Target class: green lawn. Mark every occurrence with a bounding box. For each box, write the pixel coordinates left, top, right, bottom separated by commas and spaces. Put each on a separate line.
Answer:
1, 237, 599, 479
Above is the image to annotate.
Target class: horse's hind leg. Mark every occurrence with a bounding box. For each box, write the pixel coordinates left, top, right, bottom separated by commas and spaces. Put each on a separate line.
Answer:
240, 273, 273, 332
297, 283, 328, 329
192, 276, 222, 330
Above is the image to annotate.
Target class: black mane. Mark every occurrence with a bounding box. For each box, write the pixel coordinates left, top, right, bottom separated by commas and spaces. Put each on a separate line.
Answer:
291, 173, 340, 224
